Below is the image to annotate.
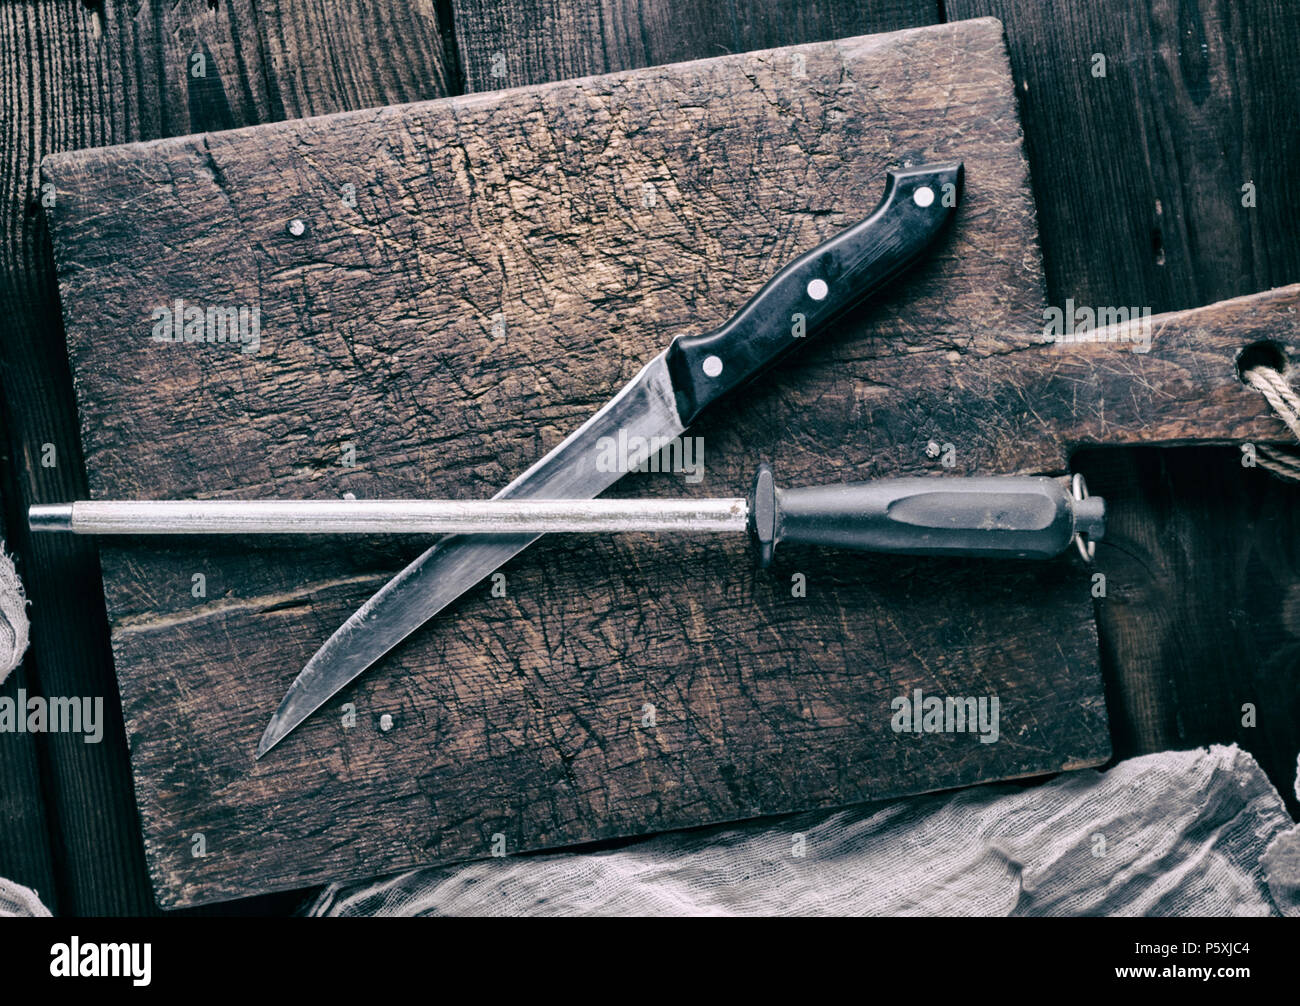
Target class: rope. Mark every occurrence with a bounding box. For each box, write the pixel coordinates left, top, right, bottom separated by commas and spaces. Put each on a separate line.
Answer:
1242, 364, 1300, 481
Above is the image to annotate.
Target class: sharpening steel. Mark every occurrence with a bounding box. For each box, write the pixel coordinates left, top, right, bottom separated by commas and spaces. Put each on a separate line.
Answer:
30, 466, 1106, 566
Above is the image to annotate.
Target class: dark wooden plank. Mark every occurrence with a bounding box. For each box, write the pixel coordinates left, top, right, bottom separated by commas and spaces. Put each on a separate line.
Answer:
42, 19, 1114, 907
0, 0, 452, 913
0, 475, 58, 911
1, 0, 157, 918
0, 668, 57, 911
449, 0, 939, 90
946, 0, 1300, 310
947, 0, 1300, 802
1078, 445, 1300, 819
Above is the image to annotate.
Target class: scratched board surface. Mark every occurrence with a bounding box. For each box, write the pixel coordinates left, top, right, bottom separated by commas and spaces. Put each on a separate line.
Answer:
45, 18, 1115, 907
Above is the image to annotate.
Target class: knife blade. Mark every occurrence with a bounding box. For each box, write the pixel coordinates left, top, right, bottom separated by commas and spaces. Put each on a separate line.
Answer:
258, 160, 964, 757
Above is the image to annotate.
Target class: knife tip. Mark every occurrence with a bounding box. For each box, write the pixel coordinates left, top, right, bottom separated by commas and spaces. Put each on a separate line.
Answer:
255, 723, 283, 760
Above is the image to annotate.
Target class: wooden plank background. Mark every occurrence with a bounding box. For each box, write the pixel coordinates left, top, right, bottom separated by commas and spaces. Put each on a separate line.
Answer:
946, 0, 1300, 808
45, 18, 1122, 907
2, 0, 1298, 913
0, 0, 457, 916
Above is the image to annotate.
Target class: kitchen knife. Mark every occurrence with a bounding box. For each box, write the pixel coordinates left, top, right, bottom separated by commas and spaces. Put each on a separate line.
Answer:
255, 161, 964, 756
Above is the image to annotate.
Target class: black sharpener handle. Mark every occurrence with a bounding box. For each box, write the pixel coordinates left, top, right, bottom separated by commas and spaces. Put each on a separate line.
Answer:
749, 464, 1106, 566
664, 162, 963, 425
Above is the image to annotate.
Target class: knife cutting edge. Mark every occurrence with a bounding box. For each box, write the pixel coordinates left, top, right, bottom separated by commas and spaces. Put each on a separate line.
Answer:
56, 161, 966, 757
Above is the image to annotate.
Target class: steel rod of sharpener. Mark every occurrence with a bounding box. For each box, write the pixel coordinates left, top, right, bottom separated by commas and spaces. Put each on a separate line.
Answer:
27, 499, 752, 536
27, 474, 1107, 564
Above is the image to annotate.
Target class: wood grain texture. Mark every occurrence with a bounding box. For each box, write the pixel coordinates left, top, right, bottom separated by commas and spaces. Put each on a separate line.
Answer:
42, 19, 1119, 907
947, 0, 1300, 311
1078, 444, 1300, 819
2, 0, 159, 918
948, 0, 1300, 810
13, 0, 1300, 915
449, 0, 938, 90
0, 490, 58, 911
0, 0, 452, 913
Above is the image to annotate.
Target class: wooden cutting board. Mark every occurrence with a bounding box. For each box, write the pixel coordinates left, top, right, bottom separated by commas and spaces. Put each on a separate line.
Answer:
42, 17, 1118, 907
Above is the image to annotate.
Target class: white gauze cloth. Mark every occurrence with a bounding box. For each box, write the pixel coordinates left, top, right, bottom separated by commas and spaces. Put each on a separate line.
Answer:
309, 744, 1300, 917
0, 879, 52, 917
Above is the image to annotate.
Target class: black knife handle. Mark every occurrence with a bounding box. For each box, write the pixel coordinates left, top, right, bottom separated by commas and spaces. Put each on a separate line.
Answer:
749, 464, 1106, 566
664, 162, 963, 425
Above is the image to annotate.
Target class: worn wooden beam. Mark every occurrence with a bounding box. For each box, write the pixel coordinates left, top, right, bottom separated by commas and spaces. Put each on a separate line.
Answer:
40, 19, 1119, 907
0, 0, 453, 914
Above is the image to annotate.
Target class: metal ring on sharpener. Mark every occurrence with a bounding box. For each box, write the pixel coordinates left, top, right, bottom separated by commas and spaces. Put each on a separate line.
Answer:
1072, 472, 1096, 562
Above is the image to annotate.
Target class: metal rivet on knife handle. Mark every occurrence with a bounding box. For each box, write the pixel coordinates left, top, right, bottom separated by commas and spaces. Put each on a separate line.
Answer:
663, 162, 963, 428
